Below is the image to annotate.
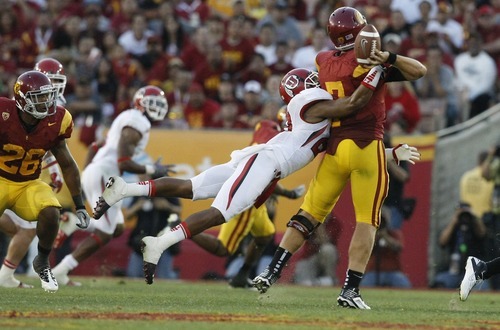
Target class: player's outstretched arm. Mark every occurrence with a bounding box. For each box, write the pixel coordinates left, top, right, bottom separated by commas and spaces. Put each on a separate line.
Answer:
307, 65, 384, 121
368, 49, 427, 81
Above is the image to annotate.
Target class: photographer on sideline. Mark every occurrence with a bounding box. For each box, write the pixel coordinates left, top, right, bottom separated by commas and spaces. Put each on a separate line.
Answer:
480, 143, 500, 289
433, 203, 487, 289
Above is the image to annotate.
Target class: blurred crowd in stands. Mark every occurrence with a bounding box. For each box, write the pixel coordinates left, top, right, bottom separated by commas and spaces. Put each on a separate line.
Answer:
0, 0, 498, 138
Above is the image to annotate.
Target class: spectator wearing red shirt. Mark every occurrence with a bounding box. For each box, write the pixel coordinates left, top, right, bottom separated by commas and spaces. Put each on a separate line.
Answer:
183, 83, 221, 129
193, 43, 227, 100
474, 5, 500, 74
180, 26, 210, 72
110, 0, 140, 35
399, 20, 427, 61
140, 36, 173, 87
18, 10, 55, 70
220, 15, 256, 75
237, 53, 272, 87
175, 0, 212, 32
288, 0, 309, 21
385, 81, 421, 134
0, 9, 23, 75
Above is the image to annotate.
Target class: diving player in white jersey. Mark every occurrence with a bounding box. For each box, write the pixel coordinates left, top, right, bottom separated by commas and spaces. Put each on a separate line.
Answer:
92, 66, 404, 285
51, 85, 171, 286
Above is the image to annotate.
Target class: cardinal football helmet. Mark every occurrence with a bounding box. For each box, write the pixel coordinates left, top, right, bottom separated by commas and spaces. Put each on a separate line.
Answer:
34, 58, 67, 96
279, 68, 320, 104
133, 85, 168, 121
14, 71, 57, 119
327, 7, 367, 51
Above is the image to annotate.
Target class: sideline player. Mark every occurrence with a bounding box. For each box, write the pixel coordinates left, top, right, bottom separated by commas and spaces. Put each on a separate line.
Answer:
51, 85, 171, 286
93, 66, 402, 285
0, 70, 90, 292
253, 7, 426, 309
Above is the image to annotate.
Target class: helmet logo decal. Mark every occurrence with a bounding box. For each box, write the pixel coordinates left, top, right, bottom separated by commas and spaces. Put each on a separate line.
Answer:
2, 112, 9, 121
345, 33, 354, 41
354, 10, 366, 24
283, 74, 300, 98
14, 81, 22, 95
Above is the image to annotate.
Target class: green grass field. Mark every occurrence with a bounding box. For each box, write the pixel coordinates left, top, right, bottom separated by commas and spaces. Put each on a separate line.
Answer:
1, 276, 499, 330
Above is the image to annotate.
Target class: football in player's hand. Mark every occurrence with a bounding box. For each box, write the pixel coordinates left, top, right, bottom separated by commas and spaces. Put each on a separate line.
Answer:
354, 24, 381, 66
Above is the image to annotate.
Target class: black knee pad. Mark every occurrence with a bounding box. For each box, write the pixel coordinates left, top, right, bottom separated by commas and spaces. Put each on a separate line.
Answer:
286, 214, 317, 239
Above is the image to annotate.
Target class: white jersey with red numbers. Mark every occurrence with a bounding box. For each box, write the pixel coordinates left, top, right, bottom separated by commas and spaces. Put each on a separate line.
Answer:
230, 87, 332, 178
82, 109, 151, 234
190, 88, 333, 221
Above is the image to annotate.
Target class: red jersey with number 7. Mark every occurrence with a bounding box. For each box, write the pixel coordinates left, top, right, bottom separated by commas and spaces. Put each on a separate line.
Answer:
316, 49, 387, 154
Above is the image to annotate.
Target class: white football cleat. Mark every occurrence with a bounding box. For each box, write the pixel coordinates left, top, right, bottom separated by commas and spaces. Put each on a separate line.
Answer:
93, 176, 128, 219
38, 267, 58, 293
459, 256, 486, 301
141, 236, 164, 285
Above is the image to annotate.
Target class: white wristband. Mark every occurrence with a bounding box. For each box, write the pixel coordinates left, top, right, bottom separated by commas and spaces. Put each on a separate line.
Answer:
145, 164, 155, 175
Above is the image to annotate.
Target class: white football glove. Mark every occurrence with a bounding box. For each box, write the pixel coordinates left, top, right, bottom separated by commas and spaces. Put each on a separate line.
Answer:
392, 143, 420, 165
75, 208, 91, 229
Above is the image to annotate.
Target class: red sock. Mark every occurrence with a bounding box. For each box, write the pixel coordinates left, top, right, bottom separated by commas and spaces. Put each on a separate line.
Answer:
179, 222, 192, 239
149, 179, 156, 197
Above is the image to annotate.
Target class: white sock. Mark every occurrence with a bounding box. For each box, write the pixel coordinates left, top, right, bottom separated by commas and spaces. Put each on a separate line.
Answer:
157, 224, 188, 251
0, 261, 20, 287
126, 181, 153, 197
0, 261, 16, 279
53, 254, 79, 275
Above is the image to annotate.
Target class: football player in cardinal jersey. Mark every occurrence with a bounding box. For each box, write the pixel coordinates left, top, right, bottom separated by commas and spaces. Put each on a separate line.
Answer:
0, 58, 72, 288
253, 7, 426, 309
0, 70, 90, 292
92, 65, 392, 285
51, 85, 171, 286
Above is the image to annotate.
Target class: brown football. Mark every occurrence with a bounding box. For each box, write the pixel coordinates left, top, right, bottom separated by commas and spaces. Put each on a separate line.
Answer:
354, 24, 381, 65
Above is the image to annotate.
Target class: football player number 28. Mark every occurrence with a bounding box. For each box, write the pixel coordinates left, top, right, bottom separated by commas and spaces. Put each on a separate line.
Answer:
0, 144, 45, 176
324, 81, 345, 128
